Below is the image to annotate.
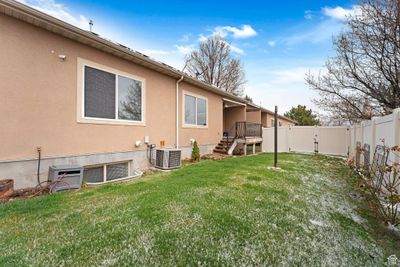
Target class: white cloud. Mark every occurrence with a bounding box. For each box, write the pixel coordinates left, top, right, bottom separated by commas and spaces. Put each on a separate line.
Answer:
213, 24, 257, 39
246, 66, 324, 113
322, 6, 362, 21
175, 45, 194, 55
178, 34, 191, 43
198, 34, 208, 42
228, 43, 245, 55
304, 10, 313, 20
17, 0, 90, 29
268, 41, 276, 47
284, 19, 344, 45
142, 49, 171, 55
194, 34, 245, 55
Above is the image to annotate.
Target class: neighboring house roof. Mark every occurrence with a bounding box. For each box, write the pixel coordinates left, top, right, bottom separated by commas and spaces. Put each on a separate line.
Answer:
0, 0, 296, 124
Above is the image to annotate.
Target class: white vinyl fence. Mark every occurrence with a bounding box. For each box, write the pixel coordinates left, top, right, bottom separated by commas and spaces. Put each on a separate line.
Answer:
349, 108, 400, 164
262, 126, 350, 156
262, 108, 400, 157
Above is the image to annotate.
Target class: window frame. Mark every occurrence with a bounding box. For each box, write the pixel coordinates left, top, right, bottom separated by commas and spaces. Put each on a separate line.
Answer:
77, 58, 146, 126
83, 161, 131, 185
182, 90, 208, 128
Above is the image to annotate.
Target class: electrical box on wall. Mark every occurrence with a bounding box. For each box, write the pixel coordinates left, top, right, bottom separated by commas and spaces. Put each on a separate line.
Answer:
144, 136, 149, 144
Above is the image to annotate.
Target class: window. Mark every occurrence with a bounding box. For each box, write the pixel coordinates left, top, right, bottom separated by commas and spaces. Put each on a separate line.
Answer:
185, 95, 196, 125
83, 65, 143, 122
279, 121, 282, 126
118, 76, 142, 121
83, 162, 130, 184
84, 66, 115, 119
184, 93, 207, 126
271, 119, 275, 127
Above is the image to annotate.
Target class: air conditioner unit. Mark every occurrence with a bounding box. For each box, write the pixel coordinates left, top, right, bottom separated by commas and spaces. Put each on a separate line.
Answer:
48, 165, 83, 192
155, 148, 182, 170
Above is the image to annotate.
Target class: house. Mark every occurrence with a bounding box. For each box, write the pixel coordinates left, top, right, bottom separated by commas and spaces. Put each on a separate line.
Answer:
0, 0, 295, 189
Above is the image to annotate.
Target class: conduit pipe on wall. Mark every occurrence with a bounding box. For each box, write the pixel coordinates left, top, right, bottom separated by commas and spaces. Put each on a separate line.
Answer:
176, 76, 184, 148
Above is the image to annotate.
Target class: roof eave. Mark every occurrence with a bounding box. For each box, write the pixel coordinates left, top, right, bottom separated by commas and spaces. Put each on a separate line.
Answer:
0, 0, 247, 103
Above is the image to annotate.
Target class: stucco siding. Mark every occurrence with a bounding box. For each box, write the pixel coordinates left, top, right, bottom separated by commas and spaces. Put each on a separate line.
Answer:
246, 110, 261, 124
0, 14, 222, 162
262, 113, 294, 127
223, 106, 246, 132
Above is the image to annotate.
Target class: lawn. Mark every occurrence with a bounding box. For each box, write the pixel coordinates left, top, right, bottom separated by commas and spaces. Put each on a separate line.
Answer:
0, 153, 398, 266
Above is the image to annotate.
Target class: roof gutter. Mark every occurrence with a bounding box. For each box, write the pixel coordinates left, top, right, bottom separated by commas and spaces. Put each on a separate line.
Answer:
176, 76, 184, 148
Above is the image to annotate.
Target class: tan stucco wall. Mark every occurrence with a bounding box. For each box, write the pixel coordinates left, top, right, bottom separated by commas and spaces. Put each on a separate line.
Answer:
223, 106, 246, 132
262, 113, 294, 127
246, 110, 261, 124
179, 82, 223, 147
279, 119, 293, 127
261, 113, 268, 127
0, 15, 223, 161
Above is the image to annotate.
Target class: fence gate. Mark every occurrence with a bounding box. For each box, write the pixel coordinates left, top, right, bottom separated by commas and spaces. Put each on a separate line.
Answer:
262, 126, 350, 156
289, 126, 318, 153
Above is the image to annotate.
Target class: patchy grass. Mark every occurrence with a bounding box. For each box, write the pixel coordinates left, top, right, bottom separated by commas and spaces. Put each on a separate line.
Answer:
0, 153, 398, 266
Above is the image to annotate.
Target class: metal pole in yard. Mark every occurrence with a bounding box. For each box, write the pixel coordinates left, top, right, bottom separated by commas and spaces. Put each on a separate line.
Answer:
274, 106, 278, 168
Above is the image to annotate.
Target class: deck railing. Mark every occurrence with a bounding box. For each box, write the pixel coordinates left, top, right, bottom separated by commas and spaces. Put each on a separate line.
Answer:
235, 121, 262, 138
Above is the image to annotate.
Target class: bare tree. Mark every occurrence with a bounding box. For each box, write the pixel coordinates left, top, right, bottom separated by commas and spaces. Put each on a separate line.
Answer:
119, 81, 142, 121
185, 36, 246, 96
306, 0, 400, 123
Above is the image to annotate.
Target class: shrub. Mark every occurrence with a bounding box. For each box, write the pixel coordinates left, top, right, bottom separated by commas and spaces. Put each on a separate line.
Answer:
191, 141, 200, 162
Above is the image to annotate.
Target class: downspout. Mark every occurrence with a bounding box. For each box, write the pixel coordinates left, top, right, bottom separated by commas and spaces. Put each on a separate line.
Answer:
176, 76, 184, 148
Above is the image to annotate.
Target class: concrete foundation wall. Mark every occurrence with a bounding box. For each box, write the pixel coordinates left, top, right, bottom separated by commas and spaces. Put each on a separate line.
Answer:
0, 144, 215, 189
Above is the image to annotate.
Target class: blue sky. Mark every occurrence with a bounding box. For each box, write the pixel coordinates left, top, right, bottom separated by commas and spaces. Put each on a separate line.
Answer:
18, 0, 359, 113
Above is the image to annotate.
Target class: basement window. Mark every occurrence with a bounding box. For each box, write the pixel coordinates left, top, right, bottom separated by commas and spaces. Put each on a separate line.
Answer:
184, 93, 208, 127
83, 65, 143, 123
83, 161, 130, 184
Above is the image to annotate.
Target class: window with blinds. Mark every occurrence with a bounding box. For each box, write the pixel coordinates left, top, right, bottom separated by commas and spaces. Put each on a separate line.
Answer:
83, 65, 143, 122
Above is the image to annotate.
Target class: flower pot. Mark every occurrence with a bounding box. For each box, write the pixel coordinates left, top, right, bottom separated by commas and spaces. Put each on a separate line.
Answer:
0, 179, 14, 199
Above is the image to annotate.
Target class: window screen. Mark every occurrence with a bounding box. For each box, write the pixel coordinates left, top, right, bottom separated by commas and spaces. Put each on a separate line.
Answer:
197, 98, 207, 126
106, 162, 129, 181
84, 66, 116, 119
118, 76, 142, 121
185, 95, 196, 125
83, 166, 104, 183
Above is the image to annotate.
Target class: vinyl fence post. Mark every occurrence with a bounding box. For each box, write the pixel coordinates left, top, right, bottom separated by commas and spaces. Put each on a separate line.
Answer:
360, 121, 365, 164
392, 108, 400, 164
353, 124, 357, 158
371, 117, 377, 154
